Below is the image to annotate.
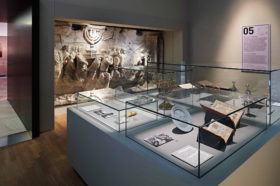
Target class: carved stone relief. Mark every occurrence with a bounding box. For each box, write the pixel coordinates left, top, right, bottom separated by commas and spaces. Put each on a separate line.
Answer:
54, 20, 162, 106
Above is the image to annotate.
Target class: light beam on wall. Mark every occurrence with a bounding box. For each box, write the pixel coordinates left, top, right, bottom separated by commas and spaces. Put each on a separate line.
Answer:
14, 8, 32, 26
216, 1, 279, 68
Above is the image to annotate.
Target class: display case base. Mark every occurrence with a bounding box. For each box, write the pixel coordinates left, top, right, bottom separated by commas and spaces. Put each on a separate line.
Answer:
67, 107, 280, 185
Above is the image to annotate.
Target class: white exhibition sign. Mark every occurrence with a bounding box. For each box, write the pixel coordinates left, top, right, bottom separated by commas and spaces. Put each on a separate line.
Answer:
242, 24, 270, 70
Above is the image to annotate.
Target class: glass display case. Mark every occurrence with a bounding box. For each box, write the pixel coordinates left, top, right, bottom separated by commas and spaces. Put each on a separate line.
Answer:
75, 63, 279, 178
77, 88, 159, 132
148, 62, 280, 125
187, 65, 280, 125
146, 62, 186, 88
270, 69, 280, 124
76, 66, 182, 132
125, 87, 268, 177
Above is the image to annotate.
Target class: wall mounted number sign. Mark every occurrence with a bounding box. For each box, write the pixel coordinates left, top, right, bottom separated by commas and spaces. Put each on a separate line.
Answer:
242, 24, 271, 71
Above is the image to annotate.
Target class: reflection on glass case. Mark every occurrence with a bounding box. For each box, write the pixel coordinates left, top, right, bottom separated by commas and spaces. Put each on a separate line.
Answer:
118, 66, 183, 94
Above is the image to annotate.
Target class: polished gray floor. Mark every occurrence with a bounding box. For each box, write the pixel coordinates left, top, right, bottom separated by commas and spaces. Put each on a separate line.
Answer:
0, 100, 31, 147
0, 100, 26, 137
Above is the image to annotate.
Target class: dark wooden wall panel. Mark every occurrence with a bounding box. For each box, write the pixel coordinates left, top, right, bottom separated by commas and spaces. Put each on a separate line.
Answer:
7, 0, 33, 131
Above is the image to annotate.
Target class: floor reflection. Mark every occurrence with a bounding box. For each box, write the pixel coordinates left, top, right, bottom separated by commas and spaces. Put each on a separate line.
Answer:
0, 100, 31, 147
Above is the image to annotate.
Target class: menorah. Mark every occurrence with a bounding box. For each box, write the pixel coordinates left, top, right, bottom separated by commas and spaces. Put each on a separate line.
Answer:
156, 78, 175, 110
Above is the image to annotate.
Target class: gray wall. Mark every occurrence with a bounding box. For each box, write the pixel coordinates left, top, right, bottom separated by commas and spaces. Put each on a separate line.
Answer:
188, 0, 280, 69
39, 0, 55, 132
39, 0, 189, 132
187, 0, 280, 95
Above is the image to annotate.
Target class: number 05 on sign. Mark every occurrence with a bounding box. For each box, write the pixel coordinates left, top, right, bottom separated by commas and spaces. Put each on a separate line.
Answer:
242, 24, 271, 71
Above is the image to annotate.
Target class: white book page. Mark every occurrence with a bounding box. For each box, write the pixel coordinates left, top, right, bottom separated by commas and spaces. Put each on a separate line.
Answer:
172, 145, 213, 167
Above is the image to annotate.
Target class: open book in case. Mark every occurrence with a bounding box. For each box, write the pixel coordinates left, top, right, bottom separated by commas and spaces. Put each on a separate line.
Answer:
125, 84, 268, 178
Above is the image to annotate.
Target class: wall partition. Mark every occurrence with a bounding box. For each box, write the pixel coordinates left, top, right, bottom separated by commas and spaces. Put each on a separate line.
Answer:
0, 23, 7, 101
0, 0, 39, 147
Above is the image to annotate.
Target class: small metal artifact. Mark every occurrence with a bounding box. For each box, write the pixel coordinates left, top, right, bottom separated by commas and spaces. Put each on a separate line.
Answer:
157, 79, 175, 110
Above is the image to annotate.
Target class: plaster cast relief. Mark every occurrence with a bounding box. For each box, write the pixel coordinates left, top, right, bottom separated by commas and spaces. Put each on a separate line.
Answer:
88, 57, 101, 80
83, 25, 104, 46
54, 20, 163, 106
75, 54, 88, 82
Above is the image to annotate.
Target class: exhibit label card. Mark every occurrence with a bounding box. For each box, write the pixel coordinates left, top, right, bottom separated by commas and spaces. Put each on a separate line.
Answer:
144, 133, 173, 147
242, 24, 270, 70
171, 145, 213, 167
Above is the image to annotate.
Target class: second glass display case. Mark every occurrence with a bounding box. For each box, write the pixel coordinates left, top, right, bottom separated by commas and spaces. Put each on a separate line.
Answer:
77, 88, 158, 132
